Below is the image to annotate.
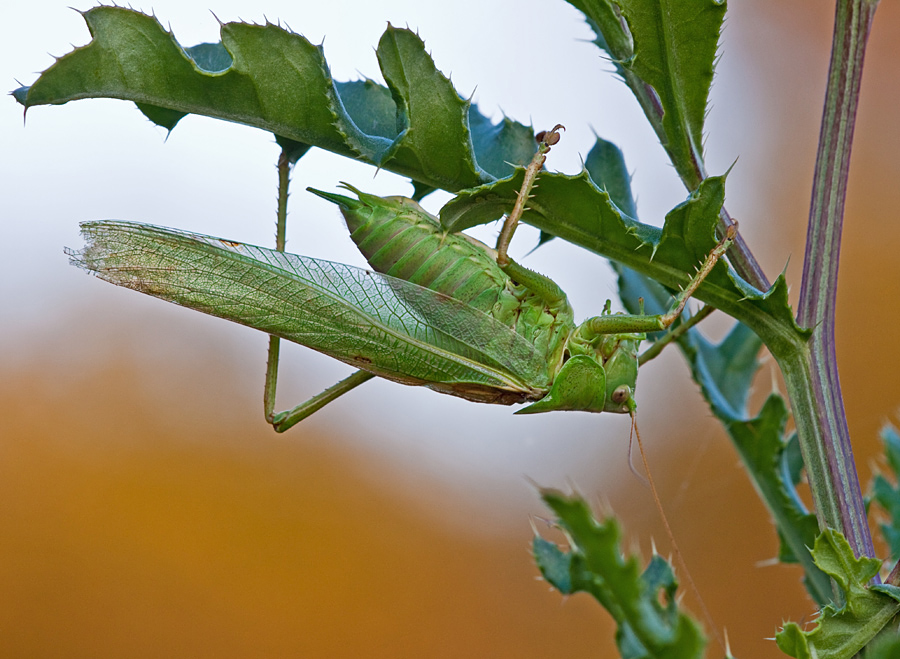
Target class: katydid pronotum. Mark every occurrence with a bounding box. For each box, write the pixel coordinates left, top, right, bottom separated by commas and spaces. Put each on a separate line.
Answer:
68, 125, 734, 432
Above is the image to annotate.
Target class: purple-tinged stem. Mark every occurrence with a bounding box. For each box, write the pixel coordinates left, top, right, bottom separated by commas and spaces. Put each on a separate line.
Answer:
797, 0, 879, 569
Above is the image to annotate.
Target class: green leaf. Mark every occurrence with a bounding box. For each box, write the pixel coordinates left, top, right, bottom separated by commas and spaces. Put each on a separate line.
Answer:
564, 0, 634, 64
564, 0, 726, 186
468, 110, 538, 181
863, 633, 900, 659
535, 490, 706, 659
619, 0, 724, 168
870, 424, 900, 560
14, 7, 536, 192
584, 136, 637, 218
134, 103, 185, 132
577, 140, 825, 603
728, 396, 830, 605
533, 536, 573, 594
783, 433, 805, 489
374, 25, 486, 188
440, 169, 808, 364
776, 530, 900, 659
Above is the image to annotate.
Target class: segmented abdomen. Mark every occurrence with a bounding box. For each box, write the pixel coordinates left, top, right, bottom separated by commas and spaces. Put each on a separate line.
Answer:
310, 186, 576, 387
343, 196, 511, 316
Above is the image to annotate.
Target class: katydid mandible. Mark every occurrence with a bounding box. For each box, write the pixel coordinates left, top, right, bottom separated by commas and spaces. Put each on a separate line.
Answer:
66, 126, 735, 432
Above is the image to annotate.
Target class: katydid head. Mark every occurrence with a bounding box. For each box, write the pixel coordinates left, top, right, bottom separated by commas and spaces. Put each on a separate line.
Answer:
514, 333, 641, 415
600, 334, 641, 414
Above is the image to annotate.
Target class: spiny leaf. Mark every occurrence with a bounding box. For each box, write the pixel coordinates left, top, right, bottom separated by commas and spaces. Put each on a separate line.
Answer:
776, 530, 900, 659
581, 138, 826, 603
564, 0, 633, 64
564, 0, 726, 187
374, 25, 486, 187
584, 136, 637, 218
468, 111, 538, 180
726, 396, 830, 606
617, 0, 724, 172
14, 7, 536, 192
440, 168, 808, 364
535, 490, 706, 659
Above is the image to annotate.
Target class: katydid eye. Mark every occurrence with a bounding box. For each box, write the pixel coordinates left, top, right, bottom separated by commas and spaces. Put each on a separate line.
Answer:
611, 385, 632, 405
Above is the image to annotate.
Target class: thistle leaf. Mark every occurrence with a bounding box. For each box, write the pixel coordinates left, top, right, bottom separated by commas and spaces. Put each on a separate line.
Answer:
14, 7, 535, 192
535, 490, 706, 659
564, 0, 726, 185
776, 530, 900, 659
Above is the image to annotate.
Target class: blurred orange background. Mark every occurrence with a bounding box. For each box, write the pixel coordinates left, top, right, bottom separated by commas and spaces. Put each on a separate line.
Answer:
3, 1, 900, 657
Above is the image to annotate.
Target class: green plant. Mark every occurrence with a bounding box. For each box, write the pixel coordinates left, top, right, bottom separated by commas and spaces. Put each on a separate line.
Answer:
13, 1, 897, 656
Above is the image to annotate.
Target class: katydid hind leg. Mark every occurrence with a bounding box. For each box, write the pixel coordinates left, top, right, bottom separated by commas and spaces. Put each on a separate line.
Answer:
262, 147, 374, 430
263, 325, 375, 432
269, 370, 376, 433
262, 149, 291, 428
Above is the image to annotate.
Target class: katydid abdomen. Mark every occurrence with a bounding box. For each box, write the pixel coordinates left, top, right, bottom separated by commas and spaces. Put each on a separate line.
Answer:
310, 185, 517, 314
308, 184, 574, 378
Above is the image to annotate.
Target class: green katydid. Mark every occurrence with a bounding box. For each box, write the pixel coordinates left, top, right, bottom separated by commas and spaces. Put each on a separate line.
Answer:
66, 126, 735, 432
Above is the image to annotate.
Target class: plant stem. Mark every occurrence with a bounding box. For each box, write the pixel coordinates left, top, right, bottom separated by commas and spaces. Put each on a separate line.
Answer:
796, 0, 879, 567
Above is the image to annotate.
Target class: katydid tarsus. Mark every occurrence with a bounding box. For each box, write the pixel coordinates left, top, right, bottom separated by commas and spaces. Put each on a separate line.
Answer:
67, 126, 735, 436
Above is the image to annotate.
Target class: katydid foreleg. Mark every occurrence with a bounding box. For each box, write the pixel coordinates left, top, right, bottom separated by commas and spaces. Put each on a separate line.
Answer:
571, 223, 736, 349
636, 305, 716, 366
